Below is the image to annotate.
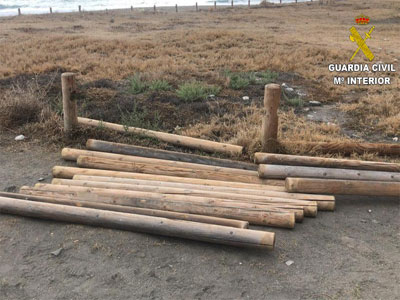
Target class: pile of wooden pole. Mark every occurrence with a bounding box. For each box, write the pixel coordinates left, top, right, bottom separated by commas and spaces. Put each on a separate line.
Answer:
254, 153, 400, 197
1, 140, 343, 250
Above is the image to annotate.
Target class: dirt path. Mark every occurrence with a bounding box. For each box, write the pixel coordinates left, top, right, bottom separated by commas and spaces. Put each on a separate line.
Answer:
0, 138, 399, 299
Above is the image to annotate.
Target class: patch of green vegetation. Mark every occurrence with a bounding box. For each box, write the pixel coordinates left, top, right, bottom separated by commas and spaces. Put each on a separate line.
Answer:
229, 73, 251, 90
128, 75, 148, 94
149, 79, 171, 92
177, 81, 220, 102
286, 97, 304, 107
119, 103, 161, 130
224, 70, 278, 90
256, 70, 279, 84
282, 91, 304, 108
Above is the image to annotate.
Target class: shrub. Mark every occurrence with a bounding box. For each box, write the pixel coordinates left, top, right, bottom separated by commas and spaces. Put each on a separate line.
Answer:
128, 75, 148, 94
229, 74, 250, 90
177, 81, 220, 102
149, 79, 171, 91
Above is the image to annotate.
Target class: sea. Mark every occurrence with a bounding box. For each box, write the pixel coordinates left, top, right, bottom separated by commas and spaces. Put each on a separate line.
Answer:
0, 0, 307, 16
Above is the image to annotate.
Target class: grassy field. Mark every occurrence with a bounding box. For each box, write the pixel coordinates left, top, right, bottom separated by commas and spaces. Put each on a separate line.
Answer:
0, 0, 399, 161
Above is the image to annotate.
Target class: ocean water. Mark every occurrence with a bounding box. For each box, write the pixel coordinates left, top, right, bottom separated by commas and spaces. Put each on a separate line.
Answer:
0, 0, 307, 16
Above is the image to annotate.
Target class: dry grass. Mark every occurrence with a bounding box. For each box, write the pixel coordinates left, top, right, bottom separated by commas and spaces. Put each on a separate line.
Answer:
0, 0, 399, 161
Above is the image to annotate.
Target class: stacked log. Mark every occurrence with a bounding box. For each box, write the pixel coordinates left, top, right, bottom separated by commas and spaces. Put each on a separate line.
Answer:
0, 196, 274, 249
16, 141, 393, 250
254, 153, 400, 197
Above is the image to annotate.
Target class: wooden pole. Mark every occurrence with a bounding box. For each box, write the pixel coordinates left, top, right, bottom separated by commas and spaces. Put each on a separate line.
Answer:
131, 6, 133, 11
52, 166, 286, 188
78, 117, 243, 156
72, 175, 335, 210
280, 141, 400, 156
214, 1, 217, 9
62, 148, 257, 177
154, 5, 156, 13
286, 178, 400, 197
248, 0, 251, 7
18, 8, 21, 15
261, 84, 281, 153
21, 185, 296, 228
254, 153, 400, 172
176, 4, 178, 12
77, 155, 274, 184
79, 5, 81, 12
52, 178, 316, 218
61, 73, 78, 133
231, 0, 234, 7
0, 196, 274, 249
50, 7, 52, 13
0, 192, 248, 228
86, 140, 257, 170
196, 2, 198, 11
258, 164, 400, 182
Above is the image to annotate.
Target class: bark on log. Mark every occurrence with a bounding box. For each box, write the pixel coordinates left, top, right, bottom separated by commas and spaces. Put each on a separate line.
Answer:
77, 117, 243, 156
86, 139, 257, 171
73, 175, 334, 211
53, 178, 316, 218
77, 155, 273, 185
281, 141, 400, 156
52, 166, 286, 188
286, 177, 400, 197
0, 192, 249, 228
21, 185, 296, 228
258, 164, 400, 182
0, 196, 274, 249
254, 153, 400, 172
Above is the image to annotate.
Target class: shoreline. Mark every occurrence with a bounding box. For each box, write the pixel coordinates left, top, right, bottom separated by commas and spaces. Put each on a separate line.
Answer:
0, 0, 310, 18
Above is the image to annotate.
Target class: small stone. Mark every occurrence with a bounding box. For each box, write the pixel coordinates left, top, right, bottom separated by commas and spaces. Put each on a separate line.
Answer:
285, 260, 294, 266
239, 262, 242, 265
372, 219, 379, 224
309, 100, 322, 106
282, 83, 288, 87
307, 114, 314, 119
242, 96, 250, 101
393, 137, 398, 142
14, 135, 25, 141
38, 177, 45, 182
51, 248, 63, 256
368, 209, 372, 213
303, 107, 310, 112
208, 94, 215, 98
285, 87, 294, 92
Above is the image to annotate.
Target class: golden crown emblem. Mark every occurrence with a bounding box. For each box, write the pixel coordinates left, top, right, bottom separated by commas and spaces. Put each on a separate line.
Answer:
355, 14, 370, 25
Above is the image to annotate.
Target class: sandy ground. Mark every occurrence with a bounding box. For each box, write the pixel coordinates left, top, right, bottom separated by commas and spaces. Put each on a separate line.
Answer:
0, 134, 399, 300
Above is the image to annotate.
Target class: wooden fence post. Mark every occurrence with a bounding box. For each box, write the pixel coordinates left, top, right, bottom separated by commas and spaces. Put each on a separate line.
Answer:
154, 5, 156, 13
248, 0, 251, 7
176, 4, 178, 12
131, 6, 133, 11
214, 1, 217, 9
261, 84, 281, 153
18, 8, 21, 15
50, 7, 52, 14
196, 2, 198, 11
231, 0, 234, 6
78, 5, 81, 12
61, 73, 78, 133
